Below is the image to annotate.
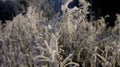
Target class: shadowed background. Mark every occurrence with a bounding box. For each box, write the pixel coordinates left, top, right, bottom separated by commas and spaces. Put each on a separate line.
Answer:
0, 0, 28, 24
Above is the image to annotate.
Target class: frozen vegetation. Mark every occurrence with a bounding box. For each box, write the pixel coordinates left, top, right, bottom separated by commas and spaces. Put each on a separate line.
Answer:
0, 0, 120, 67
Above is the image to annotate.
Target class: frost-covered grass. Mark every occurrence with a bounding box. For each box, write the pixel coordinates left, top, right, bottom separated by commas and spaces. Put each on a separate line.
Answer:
0, 0, 120, 67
